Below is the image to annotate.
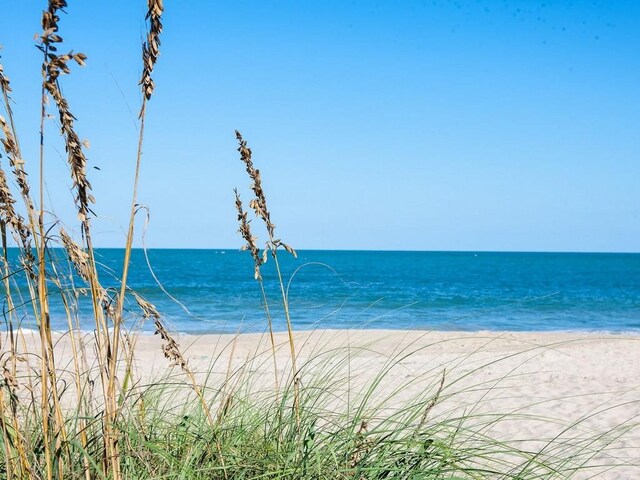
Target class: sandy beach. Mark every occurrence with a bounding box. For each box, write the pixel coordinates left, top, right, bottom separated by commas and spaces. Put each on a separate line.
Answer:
41, 328, 640, 478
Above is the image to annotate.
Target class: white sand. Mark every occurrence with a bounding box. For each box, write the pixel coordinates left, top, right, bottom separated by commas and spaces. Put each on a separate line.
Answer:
33, 329, 640, 477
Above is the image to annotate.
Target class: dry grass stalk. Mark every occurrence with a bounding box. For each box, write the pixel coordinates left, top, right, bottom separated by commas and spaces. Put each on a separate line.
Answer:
1, 69, 40, 428
235, 189, 280, 393
112, 4, 164, 475
116, 0, 164, 335
235, 130, 300, 427
234, 190, 274, 362
60, 224, 114, 470
216, 336, 240, 423
348, 419, 372, 473
42, 3, 133, 477
0, 62, 38, 388
39, 0, 111, 378
6, 19, 97, 475
414, 369, 446, 437
1, 53, 38, 273
38, 3, 111, 478
47, 265, 95, 480
38, 12, 111, 377
0, 56, 37, 476
0, 240, 29, 478
30, 7, 73, 470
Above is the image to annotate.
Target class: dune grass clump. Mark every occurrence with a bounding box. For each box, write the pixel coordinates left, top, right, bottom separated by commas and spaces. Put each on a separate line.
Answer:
0, 1, 635, 479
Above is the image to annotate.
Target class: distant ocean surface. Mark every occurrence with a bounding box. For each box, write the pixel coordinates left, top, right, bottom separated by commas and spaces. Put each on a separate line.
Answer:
6, 249, 640, 334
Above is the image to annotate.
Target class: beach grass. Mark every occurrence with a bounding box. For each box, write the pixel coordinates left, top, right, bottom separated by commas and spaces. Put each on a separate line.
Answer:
0, 1, 637, 479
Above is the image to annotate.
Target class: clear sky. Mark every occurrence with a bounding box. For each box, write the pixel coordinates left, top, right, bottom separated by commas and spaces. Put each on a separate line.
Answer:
0, 1, 638, 252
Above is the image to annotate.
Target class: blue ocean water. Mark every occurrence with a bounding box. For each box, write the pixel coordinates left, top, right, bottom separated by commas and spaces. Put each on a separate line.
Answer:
5, 249, 640, 334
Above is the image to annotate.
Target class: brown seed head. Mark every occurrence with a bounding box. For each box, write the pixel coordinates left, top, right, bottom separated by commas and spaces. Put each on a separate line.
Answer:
234, 189, 263, 280
0, 116, 35, 272
40, 1, 67, 47
59, 227, 114, 316
0, 112, 33, 207
134, 292, 188, 371
140, 0, 164, 103
235, 130, 297, 258
43, 60, 93, 225
0, 61, 11, 94
39, 3, 94, 226
2, 358, 18, 390
59, 228, 90, 283
235, 130, 274, 237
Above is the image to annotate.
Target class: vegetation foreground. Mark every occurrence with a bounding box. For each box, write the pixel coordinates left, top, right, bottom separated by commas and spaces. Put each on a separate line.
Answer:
0, 1, 636, 478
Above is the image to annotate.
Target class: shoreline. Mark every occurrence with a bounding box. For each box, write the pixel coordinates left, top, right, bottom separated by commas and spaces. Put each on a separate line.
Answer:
42, 326, 640, 337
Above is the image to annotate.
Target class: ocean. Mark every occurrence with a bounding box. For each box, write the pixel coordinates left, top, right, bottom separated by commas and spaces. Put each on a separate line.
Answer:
5, 249, 640, 334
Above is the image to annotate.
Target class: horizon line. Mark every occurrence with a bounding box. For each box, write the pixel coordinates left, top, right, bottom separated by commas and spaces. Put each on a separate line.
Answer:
25, 246, 640, 255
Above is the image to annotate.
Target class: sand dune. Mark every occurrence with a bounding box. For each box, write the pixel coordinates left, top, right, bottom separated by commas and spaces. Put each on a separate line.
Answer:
38, 329, 640, 478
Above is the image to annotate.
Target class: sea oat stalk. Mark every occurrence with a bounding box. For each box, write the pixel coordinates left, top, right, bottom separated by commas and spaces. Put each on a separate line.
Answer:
235, 189, 279, 392
113, 0, 163, 396
109, 2, 163, 478
37, 4, 80, 476
0, 54, 38, 479
0, 55, 39, 234
235, 131, 299, 426
38, 14, 113, 444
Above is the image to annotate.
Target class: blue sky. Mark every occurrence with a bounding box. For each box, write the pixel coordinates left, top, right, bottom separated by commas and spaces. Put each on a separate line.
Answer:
0, 1, 638, 252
